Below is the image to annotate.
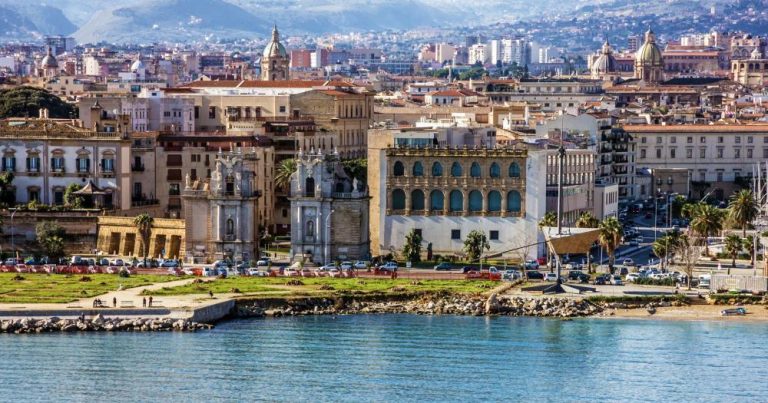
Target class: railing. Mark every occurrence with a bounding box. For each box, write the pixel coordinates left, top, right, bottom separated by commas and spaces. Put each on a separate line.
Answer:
131, 163, 145, 172
131, 198, 159, 207
332, 192, 364, 199
224, 234, 236, 241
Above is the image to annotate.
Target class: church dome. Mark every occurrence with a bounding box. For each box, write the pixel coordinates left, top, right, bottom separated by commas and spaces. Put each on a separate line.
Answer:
592, 40, 617, 75
262, 25, 287, 58
41, 47, 58, 68
131, 59, 146, 72
636, 27, 663, 66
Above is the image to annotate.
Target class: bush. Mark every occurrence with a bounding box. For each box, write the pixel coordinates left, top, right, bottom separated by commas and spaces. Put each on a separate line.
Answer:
633, 277, 677, 287
587, 294, 688, 304
118, 269, 130, 278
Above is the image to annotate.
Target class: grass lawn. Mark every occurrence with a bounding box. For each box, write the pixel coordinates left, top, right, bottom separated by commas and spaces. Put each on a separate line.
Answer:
0, 273, 186, 304
144, 277, 499, 297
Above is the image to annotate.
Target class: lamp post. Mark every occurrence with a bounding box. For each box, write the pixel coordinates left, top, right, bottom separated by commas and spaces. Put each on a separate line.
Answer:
324, 209, 335, 265
10, 208, 17, 259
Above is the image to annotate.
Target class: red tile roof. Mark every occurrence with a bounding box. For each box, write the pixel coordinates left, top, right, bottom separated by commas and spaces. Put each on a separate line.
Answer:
177, 80, 354, 89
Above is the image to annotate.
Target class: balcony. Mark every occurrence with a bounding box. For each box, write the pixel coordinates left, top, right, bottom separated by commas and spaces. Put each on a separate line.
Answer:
131, 163, 145, 172
76, 169, 90, 177
224, 234, 236, 241
131, 198, 159, 207
52, 167, 65, 176
101, 169, 115, 178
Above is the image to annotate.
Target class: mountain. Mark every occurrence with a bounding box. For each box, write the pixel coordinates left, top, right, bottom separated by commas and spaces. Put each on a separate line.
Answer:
0, 2, 75, 40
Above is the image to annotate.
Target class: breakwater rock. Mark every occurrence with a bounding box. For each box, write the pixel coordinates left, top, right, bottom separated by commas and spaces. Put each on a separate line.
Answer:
0, 314, 212, 334
236, 294, 602, 319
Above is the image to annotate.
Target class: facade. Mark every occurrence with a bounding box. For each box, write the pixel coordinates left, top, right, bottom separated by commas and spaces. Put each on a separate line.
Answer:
261, 26, 290, 81
731, 49, 768, 87
289, 149, 369, 264
97, 216, 185, 260
546, 149, 595, 226
594, 182, 619, 220
590, 40, 619, 81
368, 128, 547, 261
0, 114, 131, 210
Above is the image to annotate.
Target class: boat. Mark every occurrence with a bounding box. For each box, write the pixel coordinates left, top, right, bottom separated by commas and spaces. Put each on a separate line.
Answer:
720, 307, 747, 316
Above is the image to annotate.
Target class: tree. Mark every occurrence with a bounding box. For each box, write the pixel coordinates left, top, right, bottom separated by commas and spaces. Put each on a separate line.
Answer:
64, 183, 83, 208
728, 189, 759, 238
671, 195, 687, 219
690, 204, 724, 255
0, 171, 15, 206
402, 229, 422, 263
35, 222, 65, 260
724, 234, 743, 269
274, 158, 297, 192
598, 217, 623, 273
133, 213, 154, 265
539, 211, 557, 228
575, 212, 599, 228
743, 236, 759, 267
0, 86, 77, 118
341, 158, 367, 182
674, 233, 703, 290
652, 232, 680, 271
463, 230, 490, 262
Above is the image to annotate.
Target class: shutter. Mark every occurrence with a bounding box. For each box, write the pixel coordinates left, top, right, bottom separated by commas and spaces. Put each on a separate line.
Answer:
51, 157, 55, 170
1, 157, 5, 171
10, 157, 15, 171
101, 159, 105, 170
85, 159, 91, 171
26, 158, 30, 171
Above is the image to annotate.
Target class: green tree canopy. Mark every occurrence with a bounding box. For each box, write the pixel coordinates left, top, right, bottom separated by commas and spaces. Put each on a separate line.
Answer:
36, 221, 66, 259
274, 158, 297, 192
463, 230, 490, 262
0, 86, 76, 119
402, 229, 422, 263
728, 189, 759, 237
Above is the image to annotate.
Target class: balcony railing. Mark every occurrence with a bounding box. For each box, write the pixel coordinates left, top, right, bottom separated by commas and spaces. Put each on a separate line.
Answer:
131, 163, 145, 172
131, 198, 159, 207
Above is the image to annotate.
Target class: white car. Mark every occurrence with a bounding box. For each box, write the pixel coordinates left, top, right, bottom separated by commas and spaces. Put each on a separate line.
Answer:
524, 260, 539, 270
622, 258, 635, 267
256, 257, 271, 266
284, 268, 299, 277
109, 258, 125, 266
328, 268, 341, 277
625, 273, 641, 283
247, 268, 268, 276
353, 261, 368, 270
381, 262, 398, 271
340, 261, 353, 270
544, 273, 558, 282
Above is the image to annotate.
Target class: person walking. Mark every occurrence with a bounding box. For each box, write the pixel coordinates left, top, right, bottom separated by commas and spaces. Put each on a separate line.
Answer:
142, 297, 147, 307
148, 296, 153, 307
113, 297, 117, 307
208, 290, 214, 298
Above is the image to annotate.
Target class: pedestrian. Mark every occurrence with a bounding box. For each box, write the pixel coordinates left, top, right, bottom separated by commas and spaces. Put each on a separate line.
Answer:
142, 297, 147, 307
113, 297, 117, 307
209, 290, 214, 298
148, 296, 153, 307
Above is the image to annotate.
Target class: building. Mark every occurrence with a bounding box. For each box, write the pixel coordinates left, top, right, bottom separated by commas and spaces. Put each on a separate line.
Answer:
590, 40, 619, 81
594, 182, 619, 219
289, 149, 369, 264
545, 149, 595, 226
731, 49, 768, 87
261, 25, 290, 81
97, 216, 186, 260
44, 36, 75, 55
182, 149, 261, 262
0, 112, 131, 209
367, 127, 547, 261
635, 28, 664, 83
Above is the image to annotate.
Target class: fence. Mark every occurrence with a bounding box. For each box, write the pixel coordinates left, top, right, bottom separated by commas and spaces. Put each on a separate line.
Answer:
711, 275, 768, 292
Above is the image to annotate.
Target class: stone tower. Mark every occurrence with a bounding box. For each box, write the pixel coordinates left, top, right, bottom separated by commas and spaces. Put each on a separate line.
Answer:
260, 25, 290, 81
635, 27, 664, 84
289, 149, 370, 265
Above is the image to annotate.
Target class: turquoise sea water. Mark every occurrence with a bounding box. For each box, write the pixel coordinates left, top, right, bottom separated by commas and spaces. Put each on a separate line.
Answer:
1, 315, 766, 402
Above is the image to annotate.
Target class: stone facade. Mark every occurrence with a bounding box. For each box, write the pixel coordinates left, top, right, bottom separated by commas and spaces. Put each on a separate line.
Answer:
97, 216, 185, 259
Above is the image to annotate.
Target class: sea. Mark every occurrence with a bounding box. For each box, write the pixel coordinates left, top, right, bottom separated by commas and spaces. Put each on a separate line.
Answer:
0, 315, 766, 402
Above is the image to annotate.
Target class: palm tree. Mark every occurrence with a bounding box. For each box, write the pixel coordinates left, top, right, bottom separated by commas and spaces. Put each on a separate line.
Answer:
274, 158, 297, 192
538, 211, 557, 228
575, 212, 599, 228
598, 217, 622, 274
690, 204, 724, 256
724, 234, 743, 269
680, 202, 702, 221
463, 230, 490, 262
133, 213, 154, 266
652, 232, 680, 271
728, 189, 759, 238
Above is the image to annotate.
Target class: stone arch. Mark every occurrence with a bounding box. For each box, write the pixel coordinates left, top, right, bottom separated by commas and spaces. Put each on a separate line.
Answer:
430, 190, 444, 211
468, 190, 483, 212
449, 190, 463, 212
411, 189, 425, 210
450, 162, 463, 177
506, 190, 522, 212
393, 161, 404, 176
488, 191, 502, 212
392, 189, 406, 210
470, 162, 481, 178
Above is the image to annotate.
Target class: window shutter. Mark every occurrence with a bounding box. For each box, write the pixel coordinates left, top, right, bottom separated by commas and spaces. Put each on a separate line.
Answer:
100, 159, 105, 170
1, 157, 5, 170
51, 157, 55, 169
10, 157, 15, 171
85, 159, 91, 171
26, 158, 30, 170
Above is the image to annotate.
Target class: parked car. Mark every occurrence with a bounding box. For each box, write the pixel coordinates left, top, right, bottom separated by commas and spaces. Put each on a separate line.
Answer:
247, 268, 268, 277
610, 275, 623, 285
284, 267, 299, 277
256, 257, 271, 266
353, 261, 368, 270
619, 267, 629, 276
379, 262, 398, 272
434, 262, 453, 271
622, 258, 635, 267
625, 273, 641, 283
524, 260, 539, 270
526, 270, 544, 280
460, 266, 478, 274
593, 274, 610, 285
567, 270, 585, 281
544, 273, 559, 282
339, 261, 353, 270
110, 258, 125, 266
300, 268, 314, 277
503, 270, 522, 280
159, 259, 180, 268
328, 268, 341, 278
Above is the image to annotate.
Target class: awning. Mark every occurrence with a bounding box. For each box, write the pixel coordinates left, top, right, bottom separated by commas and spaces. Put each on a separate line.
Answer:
540, 227, 601, 255
73, 180, 106, 195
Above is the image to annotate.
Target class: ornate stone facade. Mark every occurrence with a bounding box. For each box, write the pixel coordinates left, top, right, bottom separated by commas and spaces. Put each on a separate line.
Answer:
97, 216, 185, 259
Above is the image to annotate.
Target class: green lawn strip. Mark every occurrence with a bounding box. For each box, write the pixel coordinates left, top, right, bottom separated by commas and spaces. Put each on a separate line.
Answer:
142, 277, 497, 297
0, 273, 186, 304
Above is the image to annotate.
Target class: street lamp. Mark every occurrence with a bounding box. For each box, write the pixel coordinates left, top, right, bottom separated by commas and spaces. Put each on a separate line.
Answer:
324, 209, 335, 265
10, 208, 17, 259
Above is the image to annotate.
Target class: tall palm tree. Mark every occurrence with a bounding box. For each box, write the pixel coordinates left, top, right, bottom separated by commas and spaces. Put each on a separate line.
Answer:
690, 204, 724, 256
133, 213, 154, 266
728, 189, 759, 238
681, 202, 702, 221
274, 158, 297, 192
724, 234, 743, 269
598, 217, 623, 274
575, 211, 600, 228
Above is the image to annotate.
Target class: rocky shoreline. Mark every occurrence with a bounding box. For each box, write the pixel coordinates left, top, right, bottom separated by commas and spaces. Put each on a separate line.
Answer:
235, 293, 605, 318
0, 315, 212, 334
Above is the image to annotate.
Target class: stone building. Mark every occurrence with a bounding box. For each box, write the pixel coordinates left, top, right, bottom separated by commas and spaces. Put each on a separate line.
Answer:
182, 149, 261, 262
289, 149, 369, 264
731, 48, 768, 88
96, 216, 185, 259
261, 25, 290, 81
635, 28, 664, 84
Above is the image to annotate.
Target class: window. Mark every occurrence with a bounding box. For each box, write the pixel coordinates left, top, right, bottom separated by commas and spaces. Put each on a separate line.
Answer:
51, 156, 65, 172
163, 111, 171, 117
391, 189, 405, 210
656, 137, 662, 144
508, 162, 520, 178
306, 220, 315, 237
735, 136, 741, 144
1, 155, 16, 172
393, 161, 404, 177
167, 154, 182, 166
412, 161, 424, 177
76, 156, 90, 173
640, 149, 646, 159
489, 230, 499, 240
687, 137, 693, 144
641, 137, 647, 144
488, 191, 501, 212
670, 149, 676, 159
431, 162, 443, 177
101, 157, 114, 173
305, 177, 315, 197
208, 106, 215, 119
765, 149, 768, 158
194, 106, 199, 119
686, 149, 693, 159
451, 230, 461, 240
26, 155, 40, 172
700, 136, 706, 143
717, 136, 724, 144
468, 190, 482, 212
671, 137, 676, 144
167, 169, 182, 181
279, 106, 286, 113
717, 171, 723, 182
656, 149, 661, 158
430, 190, 444, 211
748, 136, 754, 144
450, 162, 462, 177
506, 191, 522, 212
411, 190, 425, 210
748, 149, 753, 158
169, 183, 180, 196
489, 162, 500, 178
470, 162, 481, 178
700, 148, 706, 158
717, 148, 723, 158
734, 148, 741, 158
53, 189, 64, 205
449, 190, 463, 211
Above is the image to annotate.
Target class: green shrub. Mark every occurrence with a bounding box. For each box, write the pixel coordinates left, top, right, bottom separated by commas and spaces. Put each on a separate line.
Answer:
633, 277, 677, 287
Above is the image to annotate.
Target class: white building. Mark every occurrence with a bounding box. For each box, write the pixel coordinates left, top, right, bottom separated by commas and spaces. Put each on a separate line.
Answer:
468, 44, 489, 65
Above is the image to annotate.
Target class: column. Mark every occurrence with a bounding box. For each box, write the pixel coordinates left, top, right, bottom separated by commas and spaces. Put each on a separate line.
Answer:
481, 190, 488, 215
442, 190, 449, 216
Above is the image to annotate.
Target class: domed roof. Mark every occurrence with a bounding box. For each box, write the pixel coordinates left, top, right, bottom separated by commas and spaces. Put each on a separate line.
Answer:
131, 59, 146, 72
636, 27, 663, 66
262, 25, 287, 58
41, 47, 58, 68
592, 40, 617, 75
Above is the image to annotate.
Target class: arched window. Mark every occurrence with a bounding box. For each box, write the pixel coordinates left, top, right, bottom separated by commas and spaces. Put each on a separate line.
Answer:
509, 162, 521, 178
450, 162, 463, 177
507, 191, 522, 212
411, 190, 425, 210
470, 162, 481, 178
489, 162, 500, 178
430, 190, 444, 211
412, 161, 424, 177
449, 190, 463, 212
305, 177, 315, 197
392, 189, 406, 210
431, 162, 443, 177
393, 161, 404, 176
488, 191, 501, 212
226, 218, 234, 235
306, 220, 315, 237
468, 190, 482, 212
